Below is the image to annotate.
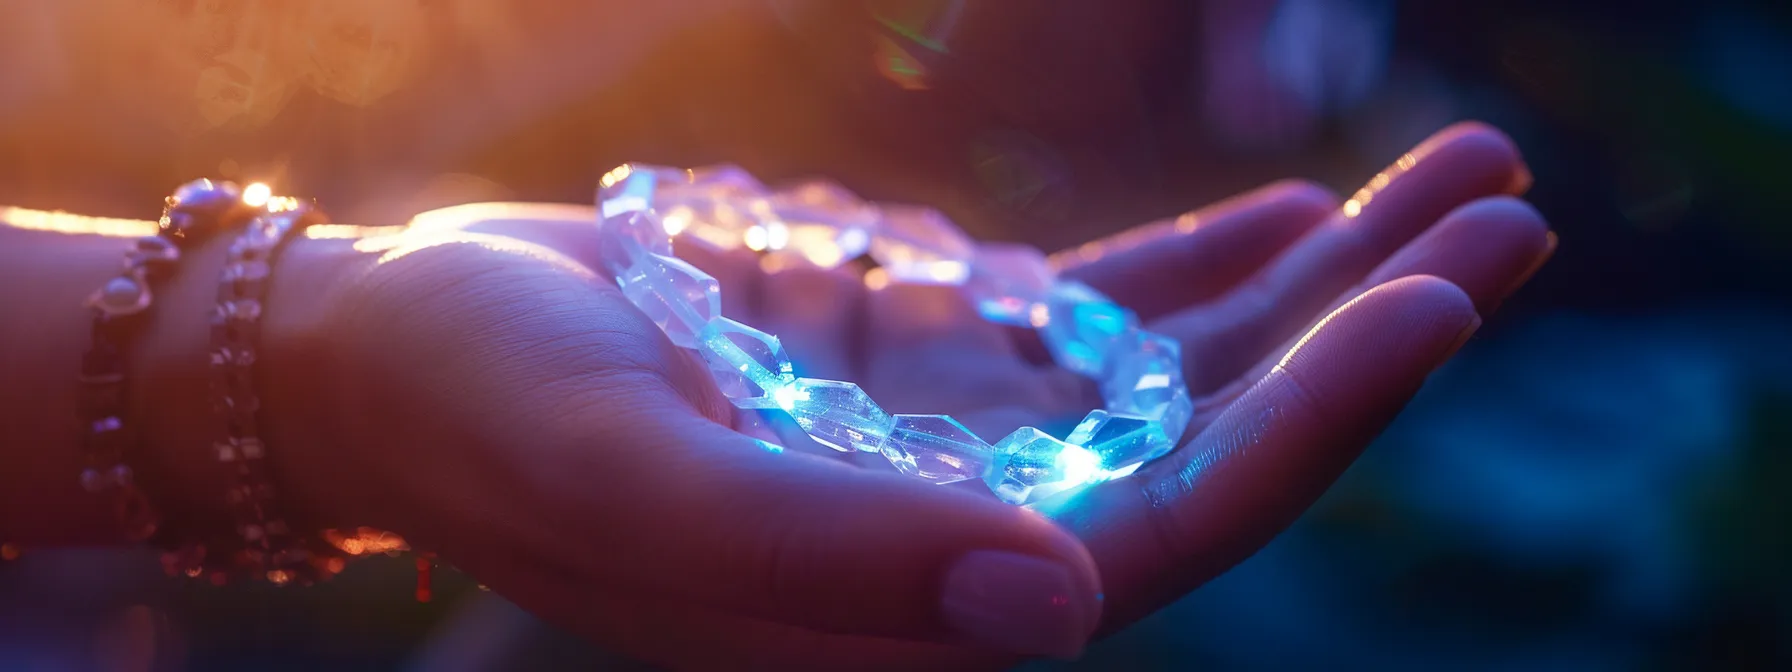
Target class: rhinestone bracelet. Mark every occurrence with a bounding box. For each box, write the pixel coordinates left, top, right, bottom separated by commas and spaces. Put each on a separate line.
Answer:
198, 186, 336, 585
79, 180, 258, 542
73, 180, 410, 588
190, 190, 418, 588
594, 164, 1193, 506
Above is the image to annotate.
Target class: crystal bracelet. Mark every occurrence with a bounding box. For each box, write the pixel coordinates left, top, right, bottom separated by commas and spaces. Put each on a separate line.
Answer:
594, 164, 1193, 506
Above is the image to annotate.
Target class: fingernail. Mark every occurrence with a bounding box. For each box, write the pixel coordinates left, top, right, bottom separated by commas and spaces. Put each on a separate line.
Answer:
1484, 230, 1556, 315
1507, 231, 1557, 293
940, 551, 1094, 659
1509, 163, 1535, 194
1440, 313, 1483, 363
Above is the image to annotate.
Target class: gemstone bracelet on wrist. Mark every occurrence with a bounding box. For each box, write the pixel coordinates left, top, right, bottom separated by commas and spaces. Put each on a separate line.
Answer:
198, 187, 340, 585
79, 180, 405, 587
78, 179, 261, 543
594, 164, 1194, 506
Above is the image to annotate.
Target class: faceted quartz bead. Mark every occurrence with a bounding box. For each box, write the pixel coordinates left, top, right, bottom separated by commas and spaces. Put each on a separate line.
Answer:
984, 427, 1105, 505
599, 162, 769, 253
761, 179, 875, 269
869, 204, 977, 285
596, 167, 675, 278
1100, 329, 1195, 445
618, 252, 721, 348
657, 164, 771, 252
697, 317, 795, 406
599, 211, 674, 283
1038, 281, 1139, 377
597, 164, 660, 220
881, 415, 994, 484
1065, 410, 1172, 478
777, 378, 894, 453
963, 243, 1056, 326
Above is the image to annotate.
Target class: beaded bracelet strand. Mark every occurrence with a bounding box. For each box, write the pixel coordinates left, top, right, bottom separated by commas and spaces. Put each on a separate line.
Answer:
595, 164, 1194, 506
79, 180, 258, 543
197, 188, 338, 585
69, 180, 404, 588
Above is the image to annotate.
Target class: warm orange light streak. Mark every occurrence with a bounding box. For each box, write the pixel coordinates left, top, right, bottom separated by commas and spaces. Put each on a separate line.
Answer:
0, 206, 156, 237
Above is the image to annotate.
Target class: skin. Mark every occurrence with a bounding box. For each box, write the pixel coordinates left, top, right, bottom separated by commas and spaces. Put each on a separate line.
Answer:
0, 122, 1552, 669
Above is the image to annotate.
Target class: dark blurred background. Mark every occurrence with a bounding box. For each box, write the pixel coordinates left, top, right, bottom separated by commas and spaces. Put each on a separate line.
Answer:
2, 0, 1789, 669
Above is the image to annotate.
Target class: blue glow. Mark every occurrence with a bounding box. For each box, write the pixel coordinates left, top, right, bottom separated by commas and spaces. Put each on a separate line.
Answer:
784, 378, 893, 452
987, 427, 1103, 505
1039, 282, 1139, 376
772, 384, 808, 411
596, 162, 1194, 508
698, 317, 795, 403
1067, 409, 1174, 472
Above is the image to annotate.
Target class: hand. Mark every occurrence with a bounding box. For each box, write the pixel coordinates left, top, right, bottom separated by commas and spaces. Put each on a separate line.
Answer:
259, 121, 1550, 669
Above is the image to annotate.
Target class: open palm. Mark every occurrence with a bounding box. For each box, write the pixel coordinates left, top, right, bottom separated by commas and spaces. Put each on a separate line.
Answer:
335, 122, 1548, 668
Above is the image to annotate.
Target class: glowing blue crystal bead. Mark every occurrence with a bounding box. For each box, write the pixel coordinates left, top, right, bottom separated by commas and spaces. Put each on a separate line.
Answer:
1065, 410, 1172, 478
870, 205, 977, 285
1038, 282, 1139, 376
984, 427, 1105, 505
779, 378, 894, 453
964, 243, 1056, 326
881, 415, 994, 484
698, 317, 795, 407
618, 252, 720, 348
1101, 330, 1194, 445
762, 179, 875, 269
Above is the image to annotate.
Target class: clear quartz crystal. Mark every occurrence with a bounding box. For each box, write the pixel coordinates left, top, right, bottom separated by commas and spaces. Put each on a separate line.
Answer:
598, 164, 661, 219
761, 179, 875, 269
657, 164, 771, 252
984, 427, 1105, 505
869, 205, 977, 285
592, 162, 1196, 500
602, 162, 771, 252
698, 317, 795, 406
1101, 330, 1195, 445
662, 164, 767, 201
1038, 281, 1139, 376
597, 210, 672, 281
780, 378, 895, 453
881, 415, 994, 483
963, 243, 1057, 325
1065, 410, 1172, 478
618, 252, 721, 348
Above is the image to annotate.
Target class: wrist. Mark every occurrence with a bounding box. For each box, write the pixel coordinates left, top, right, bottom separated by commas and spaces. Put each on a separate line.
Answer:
134, 229, 382, 540
251, 231, 388, 533
0, 220, 151, 544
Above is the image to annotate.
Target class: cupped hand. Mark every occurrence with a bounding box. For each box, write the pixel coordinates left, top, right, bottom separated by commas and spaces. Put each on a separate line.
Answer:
264, 122, 1551, 669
